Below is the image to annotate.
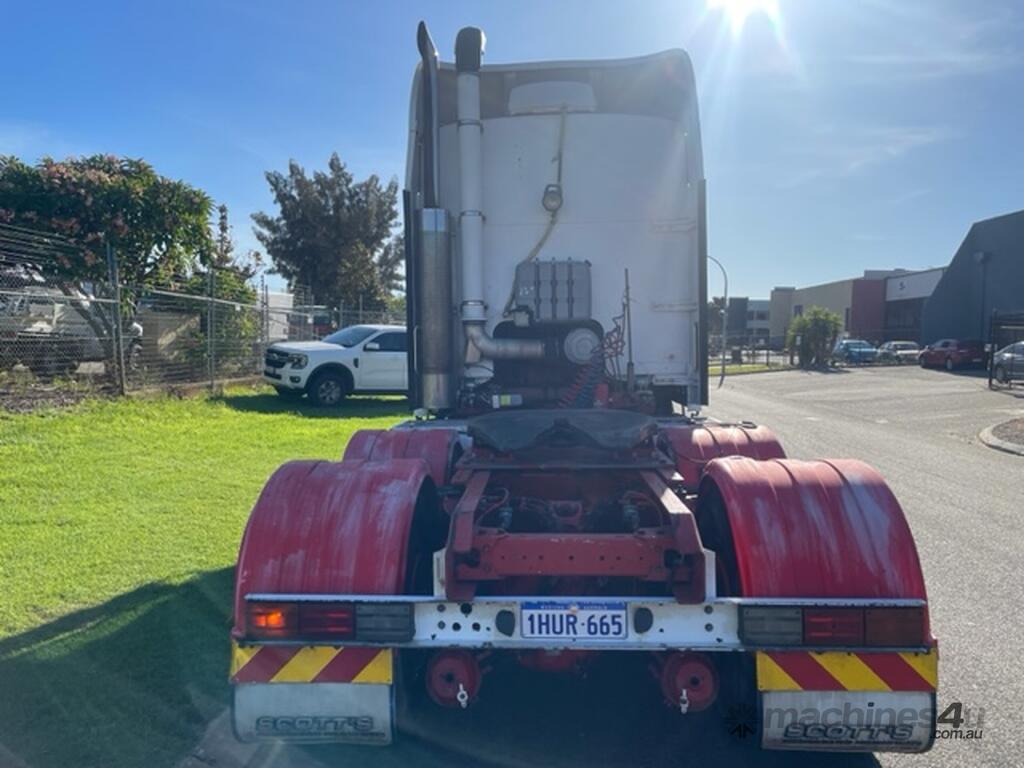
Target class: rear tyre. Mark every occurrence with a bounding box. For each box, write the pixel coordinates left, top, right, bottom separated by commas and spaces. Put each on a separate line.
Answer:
308, 369, 348, 407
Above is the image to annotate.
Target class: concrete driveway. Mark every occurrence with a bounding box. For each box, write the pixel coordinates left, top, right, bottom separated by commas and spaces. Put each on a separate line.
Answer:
198, 367, 1022, 768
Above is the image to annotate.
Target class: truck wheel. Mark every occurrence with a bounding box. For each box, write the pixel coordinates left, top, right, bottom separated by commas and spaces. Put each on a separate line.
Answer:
308, 369, 348, 406
29, 347, 76, 380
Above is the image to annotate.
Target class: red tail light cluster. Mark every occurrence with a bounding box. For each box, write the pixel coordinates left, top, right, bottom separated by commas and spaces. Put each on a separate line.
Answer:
740, 605, 925, 648
247, 601, 354, 641
803, 608, 864, 645
245, 600, 414, 643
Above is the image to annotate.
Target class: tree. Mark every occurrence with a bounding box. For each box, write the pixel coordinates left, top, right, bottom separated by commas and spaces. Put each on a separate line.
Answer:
214, 203, 234, 266
182, 206, 261, 375
707, 296, 726, 340
0, 154, 214, 369
252, 153, 399, 313
0, 154, 213, 285
385, 292, 407, 320
787, 306, 842, 368
377, 233, 405, 294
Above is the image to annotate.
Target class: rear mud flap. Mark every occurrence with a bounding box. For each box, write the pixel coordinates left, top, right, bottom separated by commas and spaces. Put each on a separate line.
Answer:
761, 690, 935, 752
230, 643, 395, 744
233, 682, 394, 745
757, 650, 938, 753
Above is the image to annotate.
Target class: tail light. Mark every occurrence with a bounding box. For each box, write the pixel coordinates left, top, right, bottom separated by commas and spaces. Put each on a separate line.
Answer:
247, 602, 297, 639
738, 606, 802, 645
247, 601, 353, 641
300, 603, 355, 639
865, 607, 925, 646
739, 605, 925, 648
803, 608, 864, 645
245, 600, 413, 642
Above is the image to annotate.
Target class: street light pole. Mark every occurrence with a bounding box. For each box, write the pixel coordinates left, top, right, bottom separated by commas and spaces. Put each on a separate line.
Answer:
707, 254, 728, 388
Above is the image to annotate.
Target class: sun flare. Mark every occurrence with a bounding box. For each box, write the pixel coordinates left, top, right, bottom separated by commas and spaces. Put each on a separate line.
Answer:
707, 0, 781, 34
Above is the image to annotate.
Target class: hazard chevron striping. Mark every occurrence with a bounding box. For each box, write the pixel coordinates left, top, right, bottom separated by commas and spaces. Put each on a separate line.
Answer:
230, 642, 392, 685
757, 649, 937, 692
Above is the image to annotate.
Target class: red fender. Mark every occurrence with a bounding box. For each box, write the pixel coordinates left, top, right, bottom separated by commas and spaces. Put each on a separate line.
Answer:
700, 457, 927, 603
232, 458, 433, 637
661, 423, 785, 489
343, 427, 461, 487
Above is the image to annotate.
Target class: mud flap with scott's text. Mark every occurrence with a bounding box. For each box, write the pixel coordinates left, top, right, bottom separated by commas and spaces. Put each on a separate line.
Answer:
231, 643, 395, 745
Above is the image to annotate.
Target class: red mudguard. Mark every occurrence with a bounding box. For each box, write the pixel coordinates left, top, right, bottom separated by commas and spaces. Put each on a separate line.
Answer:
232, 458, 433, 637
343, 428, 460, 487
702, 457, 927, 602
662, 423, 785, 490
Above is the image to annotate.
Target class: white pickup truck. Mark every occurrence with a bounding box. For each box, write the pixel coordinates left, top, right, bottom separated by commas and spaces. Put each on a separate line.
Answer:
262, 324, 408, 406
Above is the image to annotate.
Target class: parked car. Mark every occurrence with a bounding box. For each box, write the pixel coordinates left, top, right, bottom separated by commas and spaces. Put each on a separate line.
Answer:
918, 339, 985, 371
0, 280, 142, 379
831, 339, 878, 365
877, 340, 921, 364
993, 342, 1024, 384
263, 324, 408, 406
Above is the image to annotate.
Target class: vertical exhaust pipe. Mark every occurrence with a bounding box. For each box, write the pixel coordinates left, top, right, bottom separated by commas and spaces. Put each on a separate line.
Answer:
455, 27, 544, 367
415, 22, 453, 410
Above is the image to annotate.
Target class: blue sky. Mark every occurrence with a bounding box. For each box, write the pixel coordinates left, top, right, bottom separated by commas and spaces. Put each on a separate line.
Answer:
2, 0, 1021, 297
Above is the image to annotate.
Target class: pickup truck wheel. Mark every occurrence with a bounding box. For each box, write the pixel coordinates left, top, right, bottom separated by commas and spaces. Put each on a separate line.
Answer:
309, 370, 348, 407
945, 357, 955, 372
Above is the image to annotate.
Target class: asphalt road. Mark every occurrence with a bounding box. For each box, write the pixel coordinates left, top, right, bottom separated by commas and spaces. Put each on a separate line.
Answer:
202, 367, 1023, 768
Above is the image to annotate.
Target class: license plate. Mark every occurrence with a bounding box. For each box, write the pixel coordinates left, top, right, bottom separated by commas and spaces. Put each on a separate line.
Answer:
520, 600, 627, 640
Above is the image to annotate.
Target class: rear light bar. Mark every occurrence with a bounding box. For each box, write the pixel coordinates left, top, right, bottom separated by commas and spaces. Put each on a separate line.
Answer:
739, 605, 925, 648
245, 600, 413, 643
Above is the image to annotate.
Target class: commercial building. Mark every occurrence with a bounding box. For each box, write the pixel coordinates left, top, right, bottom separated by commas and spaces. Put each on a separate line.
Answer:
723, 297, 771, 346
884, 268, 946, 342
921, 209, 1024, 343
768, 268, 946, 346
770, 271, 891, 346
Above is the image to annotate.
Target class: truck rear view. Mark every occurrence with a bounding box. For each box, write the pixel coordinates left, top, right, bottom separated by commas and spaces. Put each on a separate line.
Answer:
229, 23, 937, 755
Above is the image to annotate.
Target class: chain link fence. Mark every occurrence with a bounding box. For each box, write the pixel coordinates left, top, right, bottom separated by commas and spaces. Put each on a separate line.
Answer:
0, 224, 403, 409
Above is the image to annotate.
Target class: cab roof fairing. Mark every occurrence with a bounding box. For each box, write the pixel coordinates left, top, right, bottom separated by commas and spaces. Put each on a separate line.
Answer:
406, 48, 705, 192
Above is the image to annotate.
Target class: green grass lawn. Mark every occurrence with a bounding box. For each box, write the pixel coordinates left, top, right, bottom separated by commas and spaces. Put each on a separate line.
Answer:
0, 388, 406, 768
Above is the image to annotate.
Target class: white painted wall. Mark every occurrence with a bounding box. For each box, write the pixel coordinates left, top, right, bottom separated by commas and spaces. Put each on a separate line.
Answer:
886, 268, 945, 302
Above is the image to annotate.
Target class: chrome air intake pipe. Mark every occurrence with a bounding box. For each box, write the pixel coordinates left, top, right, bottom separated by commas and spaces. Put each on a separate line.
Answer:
455, 27, 544, 369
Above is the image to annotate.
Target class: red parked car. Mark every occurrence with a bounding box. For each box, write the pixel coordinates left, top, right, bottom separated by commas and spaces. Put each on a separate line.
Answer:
918, 338, 986, 371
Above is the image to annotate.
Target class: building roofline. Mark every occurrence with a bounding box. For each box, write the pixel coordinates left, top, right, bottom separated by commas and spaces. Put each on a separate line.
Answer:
968, 208, 1024, 228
